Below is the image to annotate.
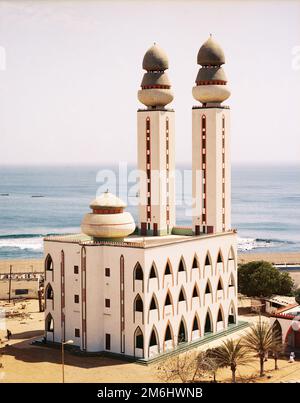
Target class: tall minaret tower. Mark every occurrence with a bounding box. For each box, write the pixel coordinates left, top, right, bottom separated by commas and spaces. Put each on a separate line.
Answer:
192, 36, 231, 235
137, 44, 175, 236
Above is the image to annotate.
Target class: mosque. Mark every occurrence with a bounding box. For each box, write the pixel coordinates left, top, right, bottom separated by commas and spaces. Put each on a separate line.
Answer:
43, 36, 239, 360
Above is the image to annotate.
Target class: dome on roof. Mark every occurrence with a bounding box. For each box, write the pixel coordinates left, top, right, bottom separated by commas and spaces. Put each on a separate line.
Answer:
142, 44, 169, 71
197, 36, 225, 66
81, 192, 135, 240
89, 191, 126, 209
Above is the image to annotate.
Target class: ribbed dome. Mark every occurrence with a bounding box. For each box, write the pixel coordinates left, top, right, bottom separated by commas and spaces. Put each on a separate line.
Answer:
196, 66, 227, 84
141, 71, 171, 88
142, 44, 169, 71
197, 36, 225, 66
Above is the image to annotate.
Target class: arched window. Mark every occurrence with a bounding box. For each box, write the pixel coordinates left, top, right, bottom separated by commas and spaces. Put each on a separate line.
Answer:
149, 295, 158, 310
192, 315, 200, 331
217, 278, 223, 291
228, 273, 235, 287
178, 319, 187, 343
134, 263, 143, 281
149, 327, 158, 347
134, 327, 144, 350
148, 262, 159, 291
205, 253, 211, 266
192, 284, 200, 298
178, 257, 186, 272
165, 324, 172, 342
228, 247, 235, 261
192, 255, 199, 269
149, 264, 157, 278
45, 254, 53, 271
205, 280, 212, 294
178, 288, 186, 302
45, 313, 54, 332
228, 301, 236, 325
217, 251, 223, 263
45, 283, 53, 302
165, 261, 171, 275
165, 292, 172, 306
217, 307, 224, 323
134, 294, 143, 312
272, 320, 282, 341
204, 310, 212, 334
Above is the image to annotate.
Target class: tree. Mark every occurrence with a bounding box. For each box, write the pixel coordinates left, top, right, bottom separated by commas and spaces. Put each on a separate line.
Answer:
294, 288, 300, 305
211, 338, 251, 383
269, 340, 284, 370
242, 320, 282, 377
156, 351, 215, 383
238, 260, 294, 297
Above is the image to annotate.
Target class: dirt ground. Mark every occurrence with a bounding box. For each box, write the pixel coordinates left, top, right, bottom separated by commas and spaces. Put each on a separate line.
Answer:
0, 300, 299, 383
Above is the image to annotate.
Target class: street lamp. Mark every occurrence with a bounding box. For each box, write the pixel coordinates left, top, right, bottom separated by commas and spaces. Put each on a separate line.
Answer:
61, 339, 73, 383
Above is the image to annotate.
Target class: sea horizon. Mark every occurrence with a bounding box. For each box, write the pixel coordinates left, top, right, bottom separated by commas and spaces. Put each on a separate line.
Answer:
0, 163, 299, 260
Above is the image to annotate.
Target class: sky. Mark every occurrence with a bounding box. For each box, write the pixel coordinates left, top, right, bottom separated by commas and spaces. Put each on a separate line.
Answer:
0, 0, 299, 166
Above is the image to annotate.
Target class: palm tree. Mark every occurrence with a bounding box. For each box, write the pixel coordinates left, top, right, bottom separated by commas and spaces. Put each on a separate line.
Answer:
269, 339, 284, 370
212, 338, 251, 383
242, 319, 282, 377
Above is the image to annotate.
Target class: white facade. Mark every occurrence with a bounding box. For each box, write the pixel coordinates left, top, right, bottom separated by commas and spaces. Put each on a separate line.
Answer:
44, 231, 237, 359
43, 38, 239, 360
137, 109, 176, 236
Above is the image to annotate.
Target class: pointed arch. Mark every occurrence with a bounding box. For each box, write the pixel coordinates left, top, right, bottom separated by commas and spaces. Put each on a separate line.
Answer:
215, 249, 225, 275
203, 251, 213, 277
191, 312, 201, 340
163, 289, 174, 318
148, 293, 160, 322
177, 286, 188, 313
191, 282, 200, 309
133, 262, 144, 292
148, 325, 160, 356
177, 317, 188, 344
45, 253, 54, 281
163, 321, 175, 350
177, 256, 187, 283
163, 259, 174, 287
134, 326, 144, 355
216, 304, 225, 332
147, 261, 159, 291
45, 283, 54, 310
228, 272, 236, 297
272, 319, 282, 341
227, 246, 236, 272
216, 276, 225, 301
45, 312, 54, 336
204, 308, 213, 334
190, 253, 200, 280
204, 278, 213, 305
133, 294, 144, 324
228, 300, 237, 325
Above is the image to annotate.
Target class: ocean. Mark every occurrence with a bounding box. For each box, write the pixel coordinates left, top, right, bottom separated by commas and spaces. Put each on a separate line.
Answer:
0, 164, 299, 260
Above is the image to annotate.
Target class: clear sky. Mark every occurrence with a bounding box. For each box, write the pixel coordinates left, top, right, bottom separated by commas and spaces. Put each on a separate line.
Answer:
0, 0, 299, 165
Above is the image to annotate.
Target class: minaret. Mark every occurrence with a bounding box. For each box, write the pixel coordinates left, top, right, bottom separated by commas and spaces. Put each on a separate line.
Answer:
192, 36, 231, 235
137, 44, 175, 236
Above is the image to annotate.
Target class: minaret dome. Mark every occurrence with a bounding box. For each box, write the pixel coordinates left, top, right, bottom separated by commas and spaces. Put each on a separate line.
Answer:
193, 35, 230, 106
138, 43, 174, 108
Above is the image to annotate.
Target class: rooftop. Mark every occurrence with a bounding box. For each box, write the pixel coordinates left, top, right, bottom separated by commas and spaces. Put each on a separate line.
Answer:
44, 229, 236, 249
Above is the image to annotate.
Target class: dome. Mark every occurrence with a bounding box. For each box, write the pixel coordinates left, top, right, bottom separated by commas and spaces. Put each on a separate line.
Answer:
141, 71, 171, 88
142, 44, 169, 71
89, 192, 126, 209
81, 192, 135, 240
138, 88, 174, 107
197, 36, 225, 66
195, 66, 227, 84
192, 84, 231, 104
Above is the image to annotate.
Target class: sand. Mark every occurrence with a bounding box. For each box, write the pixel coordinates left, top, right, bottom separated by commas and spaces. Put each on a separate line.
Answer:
0, 259, 43, 274
238, 252, 300, 265
0, 300, 299, 383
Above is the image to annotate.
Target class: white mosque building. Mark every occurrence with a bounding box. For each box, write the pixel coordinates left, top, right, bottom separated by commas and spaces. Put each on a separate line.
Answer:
43, 37, 239, 360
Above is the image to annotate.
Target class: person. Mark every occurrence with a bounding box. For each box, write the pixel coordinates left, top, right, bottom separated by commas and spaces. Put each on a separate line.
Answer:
6, 329, 12, 340
288, 352, 295, 363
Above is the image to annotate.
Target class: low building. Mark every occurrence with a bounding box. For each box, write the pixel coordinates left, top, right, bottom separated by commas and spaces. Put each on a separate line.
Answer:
270, 304, 300, 350
0, 272, 42, 300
